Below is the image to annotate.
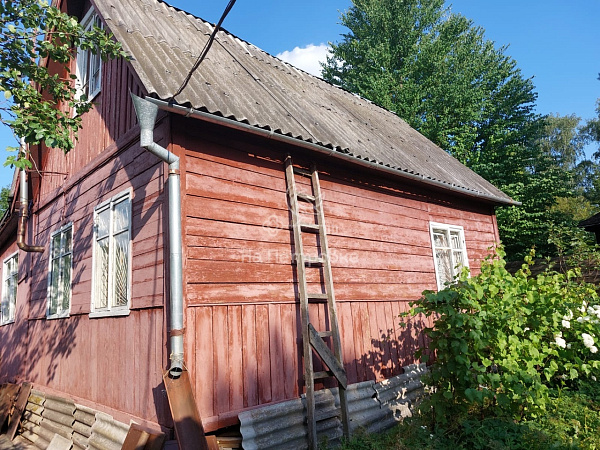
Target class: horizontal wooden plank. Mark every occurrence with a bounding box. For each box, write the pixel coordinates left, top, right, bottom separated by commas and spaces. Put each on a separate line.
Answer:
187, 282, 428, 305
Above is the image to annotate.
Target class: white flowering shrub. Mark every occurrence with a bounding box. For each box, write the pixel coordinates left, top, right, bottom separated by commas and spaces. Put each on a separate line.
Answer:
405, 247, 600, 421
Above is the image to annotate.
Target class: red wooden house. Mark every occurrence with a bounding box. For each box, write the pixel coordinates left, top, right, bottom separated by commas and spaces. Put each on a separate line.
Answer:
0, 0, 515, 446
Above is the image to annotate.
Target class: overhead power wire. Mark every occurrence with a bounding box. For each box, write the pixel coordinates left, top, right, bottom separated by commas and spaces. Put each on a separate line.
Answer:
171, 0, 237, 101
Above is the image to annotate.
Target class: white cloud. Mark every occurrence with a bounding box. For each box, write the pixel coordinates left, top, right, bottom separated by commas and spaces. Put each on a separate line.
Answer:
276, 44, 331, 78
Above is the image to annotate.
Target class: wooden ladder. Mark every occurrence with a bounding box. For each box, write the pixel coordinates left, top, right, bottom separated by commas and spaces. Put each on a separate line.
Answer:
284, 155, 350, 449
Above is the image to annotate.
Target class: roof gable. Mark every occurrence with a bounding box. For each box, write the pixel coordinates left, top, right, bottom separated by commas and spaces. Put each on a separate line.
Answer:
94, 0, 515, 205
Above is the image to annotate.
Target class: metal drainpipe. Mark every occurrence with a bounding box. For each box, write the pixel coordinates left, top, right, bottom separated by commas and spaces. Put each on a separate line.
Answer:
18, 138, 44, 253
131, 93, 184, 377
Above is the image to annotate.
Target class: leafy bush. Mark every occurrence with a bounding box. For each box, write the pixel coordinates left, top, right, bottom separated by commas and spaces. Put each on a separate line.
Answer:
404, 247, 600, 422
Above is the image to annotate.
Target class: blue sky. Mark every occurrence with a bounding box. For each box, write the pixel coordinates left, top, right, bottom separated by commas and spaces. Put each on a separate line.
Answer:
1, 0, 599, 187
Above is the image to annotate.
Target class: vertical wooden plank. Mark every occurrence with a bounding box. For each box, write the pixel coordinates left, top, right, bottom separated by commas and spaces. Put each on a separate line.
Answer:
185, 307, 196, 397
133, 310, 142, 417
229, 305, 244, 411
381, 301, 394, 378
242, 305, 258, 408
338, 302, 358, 385
213, 306, 229, 415
367, 302, 381, 381
255, 304, 272, 404
395, 300, 411, 366
350, 302, 366, 382
89, 318, 98, 402
385, 301, 401, 376
359, 302, 373, 381
308, 303, 324, 385
158, 307, 170, 424
195, 307, 214, 420
280, 303, 298, 399
268, 304, 285, 402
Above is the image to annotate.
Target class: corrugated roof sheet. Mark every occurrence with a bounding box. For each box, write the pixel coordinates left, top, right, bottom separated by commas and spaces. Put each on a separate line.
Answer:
239, 364, 427, 449
94, 0, 515, 205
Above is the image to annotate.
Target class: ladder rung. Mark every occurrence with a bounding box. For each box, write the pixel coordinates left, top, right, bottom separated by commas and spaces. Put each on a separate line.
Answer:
300, 223, 320, 233
313, 371, 333, 380
297, 192, 316, 203
305, 257, 324, 266
307, 293, 328, 301
318, 330, 333, 338
293, 167, 313, 177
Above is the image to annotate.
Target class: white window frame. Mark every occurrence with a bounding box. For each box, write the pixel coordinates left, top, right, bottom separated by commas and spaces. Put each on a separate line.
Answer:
430, 222, 469, 291
47, 223, 73, 319
75, 8, 103, 102
90, 190, 132, 318
1, 252, 19, 325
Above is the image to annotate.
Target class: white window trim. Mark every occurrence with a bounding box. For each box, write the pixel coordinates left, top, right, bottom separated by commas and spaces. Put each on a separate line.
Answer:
75, 8, 103, 103
430, 222, 469, 291
1, 252, 19, 326
46, 223, 73, 319
90, 189, 132, 318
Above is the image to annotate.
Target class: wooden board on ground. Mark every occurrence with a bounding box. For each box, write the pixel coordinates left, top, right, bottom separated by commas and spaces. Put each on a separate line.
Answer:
122, 422, 166, 450
0, 384, 20, 432
7, 383, 32, 440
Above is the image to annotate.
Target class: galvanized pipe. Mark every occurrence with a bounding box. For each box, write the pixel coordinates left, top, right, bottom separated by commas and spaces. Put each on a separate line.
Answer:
131, 93, 184, 377
18, 139, 44, 253
143, 96, 520, 207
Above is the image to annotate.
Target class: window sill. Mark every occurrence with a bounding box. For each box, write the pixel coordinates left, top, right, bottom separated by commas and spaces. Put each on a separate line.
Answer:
46, 313, 70, 320
89, 308, 130, 319
0, 319, 15, 326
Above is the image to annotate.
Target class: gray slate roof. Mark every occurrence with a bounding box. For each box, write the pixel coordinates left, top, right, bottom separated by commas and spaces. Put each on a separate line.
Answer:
94, 0, 515, 205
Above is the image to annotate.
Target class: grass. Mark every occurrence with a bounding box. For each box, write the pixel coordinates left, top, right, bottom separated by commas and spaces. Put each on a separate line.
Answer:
335, 381, 600, 449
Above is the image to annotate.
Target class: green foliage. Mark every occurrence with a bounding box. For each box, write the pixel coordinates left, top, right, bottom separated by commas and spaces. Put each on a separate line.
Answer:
322, 0, 589, 261
404, 247, 600, 423
0, 0, 127, 168
336, 370, 600, 450
0, 185, 10, 217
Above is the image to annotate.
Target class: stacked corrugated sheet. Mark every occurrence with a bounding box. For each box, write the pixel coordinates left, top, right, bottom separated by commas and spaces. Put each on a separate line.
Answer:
20, 390, 46, 448
16, 390, 130, 450
72, 405, 96, 449
239, 364, 427, 449
87, 412, 130, 450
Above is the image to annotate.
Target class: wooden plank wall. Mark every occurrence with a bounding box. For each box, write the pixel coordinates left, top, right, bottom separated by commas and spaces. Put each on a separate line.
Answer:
174, 119, 499, 431
1, 122, 170, 425
0, 240, 28, 383
36, 55, 143, 200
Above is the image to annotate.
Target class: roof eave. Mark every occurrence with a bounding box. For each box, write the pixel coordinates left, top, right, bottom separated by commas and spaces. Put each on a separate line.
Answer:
146, 96, 520, 207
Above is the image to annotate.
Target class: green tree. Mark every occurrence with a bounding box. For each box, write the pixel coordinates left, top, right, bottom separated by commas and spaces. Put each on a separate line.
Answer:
322, 0, 575, 260
0, 186, 10, 217
0, 0, 126, 168
322, 0, 539, 167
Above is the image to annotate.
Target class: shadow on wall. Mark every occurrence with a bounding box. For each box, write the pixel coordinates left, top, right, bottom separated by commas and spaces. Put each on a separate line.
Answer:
363, 314, 432, 381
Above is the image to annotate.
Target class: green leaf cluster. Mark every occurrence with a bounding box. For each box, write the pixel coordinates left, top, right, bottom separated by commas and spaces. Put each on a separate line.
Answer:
0, 0, 127, 168
405, 247, 600, 422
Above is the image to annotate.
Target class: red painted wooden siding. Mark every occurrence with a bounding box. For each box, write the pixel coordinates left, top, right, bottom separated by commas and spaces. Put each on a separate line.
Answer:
173, 117, 499, 431
36, 55, 144, 201
0, 44, 170, 425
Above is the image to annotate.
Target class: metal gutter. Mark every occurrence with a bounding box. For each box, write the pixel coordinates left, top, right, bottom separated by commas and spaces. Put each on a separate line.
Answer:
130, 94, 184, 377
18, 139, 44, 253
144, 97, 520, 207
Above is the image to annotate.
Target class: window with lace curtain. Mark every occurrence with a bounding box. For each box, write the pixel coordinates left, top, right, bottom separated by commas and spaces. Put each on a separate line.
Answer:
47, 224, 73, 318
1, 252, 18, 325
91, 191, 131, 317
430, 223, 469, 290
